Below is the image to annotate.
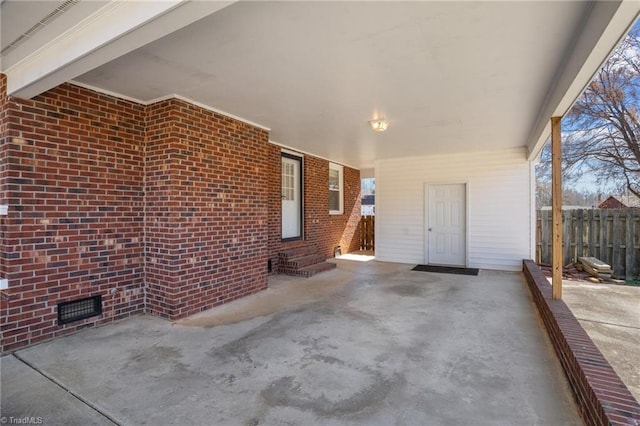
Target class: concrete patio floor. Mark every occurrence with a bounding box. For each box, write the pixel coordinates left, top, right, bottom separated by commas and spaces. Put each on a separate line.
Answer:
562, 280, 640, 403
1, 259, 582, 425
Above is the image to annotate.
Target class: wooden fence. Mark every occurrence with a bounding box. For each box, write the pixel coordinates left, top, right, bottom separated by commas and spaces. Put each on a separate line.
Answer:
359, 215, 375, 250
536, 208, 640, 279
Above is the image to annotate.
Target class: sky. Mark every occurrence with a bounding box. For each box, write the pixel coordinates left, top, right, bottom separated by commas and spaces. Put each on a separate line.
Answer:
545, 18, 639, 199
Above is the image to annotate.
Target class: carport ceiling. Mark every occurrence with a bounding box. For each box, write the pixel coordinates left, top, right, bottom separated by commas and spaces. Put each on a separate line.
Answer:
3, 1, 638, 169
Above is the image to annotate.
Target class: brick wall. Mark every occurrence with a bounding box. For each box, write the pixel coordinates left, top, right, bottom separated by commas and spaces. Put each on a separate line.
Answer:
145, 98, 269, 319
0, 79, 274, 352
0, 75, 359, 352
523, 260, 640, 426
1, 82, 146, 352
268, 145, 361, 272
145, 99, 178, 317
1, 74, 10, 336
1, 74, 8, 205
267, 144, 282, 272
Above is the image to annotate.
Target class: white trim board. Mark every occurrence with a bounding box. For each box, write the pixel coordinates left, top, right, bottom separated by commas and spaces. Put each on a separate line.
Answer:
69, 80, 270, 131
269, 140, 359, 171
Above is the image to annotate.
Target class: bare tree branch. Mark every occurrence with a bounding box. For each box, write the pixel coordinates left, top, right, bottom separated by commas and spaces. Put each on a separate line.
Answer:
543, 21, 640, 200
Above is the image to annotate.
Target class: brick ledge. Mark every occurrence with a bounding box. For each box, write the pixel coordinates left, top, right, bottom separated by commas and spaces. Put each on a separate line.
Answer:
523, 259, 640, 426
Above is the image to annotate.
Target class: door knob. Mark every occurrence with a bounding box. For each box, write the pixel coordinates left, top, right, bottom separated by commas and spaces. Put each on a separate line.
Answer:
428, 228, 432, 231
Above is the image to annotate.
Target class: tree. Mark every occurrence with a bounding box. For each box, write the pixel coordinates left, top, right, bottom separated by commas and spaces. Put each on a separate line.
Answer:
558, 21, 640, 198
535, 180, 600, 208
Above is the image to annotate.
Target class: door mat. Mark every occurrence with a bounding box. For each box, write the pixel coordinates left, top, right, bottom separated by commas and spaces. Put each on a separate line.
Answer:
411, 265, 479, 276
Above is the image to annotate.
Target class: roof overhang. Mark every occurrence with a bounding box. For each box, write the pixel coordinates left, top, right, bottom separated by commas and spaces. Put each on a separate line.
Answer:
525, 0, 640, 161
2, 1, 638, 169
0, 0, 235, 98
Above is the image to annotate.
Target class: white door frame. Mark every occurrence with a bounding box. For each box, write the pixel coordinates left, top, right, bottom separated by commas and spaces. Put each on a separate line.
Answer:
424, 182, 469, 266
281, 152, 304, 241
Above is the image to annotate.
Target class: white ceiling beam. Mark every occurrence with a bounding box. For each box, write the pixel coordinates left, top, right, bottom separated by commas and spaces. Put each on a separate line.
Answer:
4, 0, 234, 99
526, 0, 640, 161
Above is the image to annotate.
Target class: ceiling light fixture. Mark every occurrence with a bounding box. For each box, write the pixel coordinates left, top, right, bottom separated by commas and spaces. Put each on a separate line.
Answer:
369, 118, 389, 132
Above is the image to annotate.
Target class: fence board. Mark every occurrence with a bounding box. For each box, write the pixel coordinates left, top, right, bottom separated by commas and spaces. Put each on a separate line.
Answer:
359, 215, 375, 250
576, 209, 584, 261
612, 211, 623, 276
536, 208, 640, 279
627, 212, 636, 279
587, 209, 596, 258
600, 211, 609, 266
563, 211, 573, 266
541, 210, 550, 263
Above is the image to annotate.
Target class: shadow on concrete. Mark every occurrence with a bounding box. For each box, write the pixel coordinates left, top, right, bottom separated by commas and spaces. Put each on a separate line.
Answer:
2, 260, 581, 425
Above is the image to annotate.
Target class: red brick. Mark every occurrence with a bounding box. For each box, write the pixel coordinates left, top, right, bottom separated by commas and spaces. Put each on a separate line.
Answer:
523, 260, 640, 426
267, 147, 361, 273
1, 79, 145, 352
1, 75, 361, 352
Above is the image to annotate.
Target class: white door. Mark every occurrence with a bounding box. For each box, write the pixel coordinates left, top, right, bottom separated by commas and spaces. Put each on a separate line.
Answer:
426, 184, 466, 266
281, 155, 302, 240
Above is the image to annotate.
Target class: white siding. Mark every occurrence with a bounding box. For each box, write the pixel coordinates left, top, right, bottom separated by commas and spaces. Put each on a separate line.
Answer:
376, 148, 531, 271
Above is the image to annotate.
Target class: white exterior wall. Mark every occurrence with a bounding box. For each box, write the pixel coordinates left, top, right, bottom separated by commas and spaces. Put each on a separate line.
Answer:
376, 148, 532, 271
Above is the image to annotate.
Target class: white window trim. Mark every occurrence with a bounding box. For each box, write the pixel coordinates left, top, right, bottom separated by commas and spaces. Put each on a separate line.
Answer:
329, 162, 344, 215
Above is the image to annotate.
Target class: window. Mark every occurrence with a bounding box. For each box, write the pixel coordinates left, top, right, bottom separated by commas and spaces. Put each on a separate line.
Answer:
329, 163, 343, 214
282, 160, 295, 201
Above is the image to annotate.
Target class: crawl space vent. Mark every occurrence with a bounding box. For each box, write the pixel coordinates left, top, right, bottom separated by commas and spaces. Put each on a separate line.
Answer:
58, 295, 102, 325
